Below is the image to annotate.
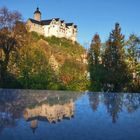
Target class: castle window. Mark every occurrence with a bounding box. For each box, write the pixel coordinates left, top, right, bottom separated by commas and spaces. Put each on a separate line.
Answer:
73, 29, 75, 34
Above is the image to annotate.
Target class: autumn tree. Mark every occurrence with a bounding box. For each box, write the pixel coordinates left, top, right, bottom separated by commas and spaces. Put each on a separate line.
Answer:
103, 23, 132, 92
126, 34, 140, 91
59, 59, 88, 91
0, 7, 27, 86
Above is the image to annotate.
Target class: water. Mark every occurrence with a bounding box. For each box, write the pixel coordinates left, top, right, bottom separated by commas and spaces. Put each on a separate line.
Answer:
0, 89, 140, 140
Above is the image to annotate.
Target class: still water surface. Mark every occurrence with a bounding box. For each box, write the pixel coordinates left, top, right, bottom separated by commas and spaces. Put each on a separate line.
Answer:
0, 89, 140, 140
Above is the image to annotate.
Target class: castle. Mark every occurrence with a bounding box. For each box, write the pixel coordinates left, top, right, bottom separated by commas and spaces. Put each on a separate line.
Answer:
23, 100, 74, 133
26, 7, 77, 42
23, 100, 74, 123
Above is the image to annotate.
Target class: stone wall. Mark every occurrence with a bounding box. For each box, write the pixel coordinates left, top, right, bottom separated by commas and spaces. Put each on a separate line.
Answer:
26, 20, 44, 35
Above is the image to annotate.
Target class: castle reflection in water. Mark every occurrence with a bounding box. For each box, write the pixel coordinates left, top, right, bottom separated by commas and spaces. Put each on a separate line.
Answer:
0, 90, 79, 133
23, 100, 74, 132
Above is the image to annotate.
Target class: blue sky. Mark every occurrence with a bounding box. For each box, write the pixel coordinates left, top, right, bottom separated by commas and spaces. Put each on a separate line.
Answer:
1, 0, 140, 48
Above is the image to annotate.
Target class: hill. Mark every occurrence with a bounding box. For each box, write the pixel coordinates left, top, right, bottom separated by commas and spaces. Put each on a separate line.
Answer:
3, 31, 88, 91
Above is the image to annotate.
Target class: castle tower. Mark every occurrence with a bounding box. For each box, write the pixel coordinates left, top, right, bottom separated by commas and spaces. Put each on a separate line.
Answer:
34, 7, 41, 21
30, 120, 38, 134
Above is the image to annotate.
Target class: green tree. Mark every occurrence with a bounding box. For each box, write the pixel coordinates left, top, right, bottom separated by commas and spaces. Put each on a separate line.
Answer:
90, 34, 101, 65
17, 44, 55, 89
88, 34, 104, 91
103, 23, 132, 92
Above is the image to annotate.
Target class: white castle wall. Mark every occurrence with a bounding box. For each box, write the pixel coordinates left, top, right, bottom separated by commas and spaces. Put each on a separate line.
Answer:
27, 8, 77, 42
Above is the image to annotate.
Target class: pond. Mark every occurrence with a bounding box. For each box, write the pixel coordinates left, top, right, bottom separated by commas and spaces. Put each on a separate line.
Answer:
0, 89, 140, 140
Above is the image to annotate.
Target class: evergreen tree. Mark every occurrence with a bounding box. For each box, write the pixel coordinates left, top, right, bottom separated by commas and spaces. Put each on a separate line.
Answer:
90, 34, 101, 65
103, 23, 131, 92
88, 34, 104, 91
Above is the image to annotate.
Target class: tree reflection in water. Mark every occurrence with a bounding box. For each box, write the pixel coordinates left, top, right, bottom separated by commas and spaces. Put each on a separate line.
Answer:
89, 93, 140, 123
124, 94, 140, 113
104, 93, 123, 123
89, 93, 100, 112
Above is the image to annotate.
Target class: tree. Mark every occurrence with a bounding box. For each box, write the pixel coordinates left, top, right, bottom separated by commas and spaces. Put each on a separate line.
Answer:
0, 7, 22, 29
59, 59, 88, 91
88, 34, 104, 91
0, 7, 27, 86
127, 34, 140, 62
103, 23, 132, 92
126, 34, 140, 91
17, 44, 55, 89
90, 34, 101, 65
104, 93, 123, 123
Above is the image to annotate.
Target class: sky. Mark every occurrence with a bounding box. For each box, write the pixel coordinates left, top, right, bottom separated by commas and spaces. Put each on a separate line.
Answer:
0, 0, 140, 48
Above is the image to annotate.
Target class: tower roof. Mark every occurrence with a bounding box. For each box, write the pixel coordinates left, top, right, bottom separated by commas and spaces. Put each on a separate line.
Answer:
34, 7, 41, 14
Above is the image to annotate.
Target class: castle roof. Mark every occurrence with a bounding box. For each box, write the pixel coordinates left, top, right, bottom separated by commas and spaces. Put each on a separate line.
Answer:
34, 7, 41, 14
61, 20, 65, 23
66, 23, 77, 28
53, 18, 60, 21
29, 18, 42, 25
41, 20, 52, 25
28, 18, 76, 28
66, 23, 74, 27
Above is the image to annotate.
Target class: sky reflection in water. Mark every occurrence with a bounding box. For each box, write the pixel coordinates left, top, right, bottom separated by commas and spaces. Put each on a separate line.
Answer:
0, 90, 140, 140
